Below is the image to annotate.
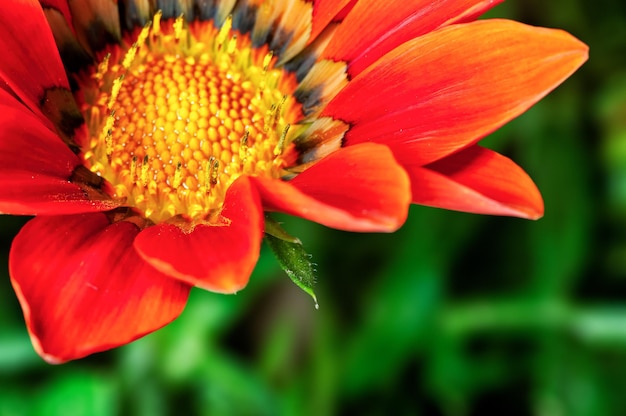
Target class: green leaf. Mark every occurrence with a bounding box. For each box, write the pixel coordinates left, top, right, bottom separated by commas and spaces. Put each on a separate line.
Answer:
264, 215, 301, 244
264, 232, 318, 309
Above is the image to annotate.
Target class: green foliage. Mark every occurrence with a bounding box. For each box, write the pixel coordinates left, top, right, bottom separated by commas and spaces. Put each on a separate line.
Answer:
264, 219, 318, 308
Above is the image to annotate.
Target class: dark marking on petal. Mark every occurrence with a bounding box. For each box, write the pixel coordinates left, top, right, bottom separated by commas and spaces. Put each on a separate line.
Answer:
118, 0, 149, 30
70, 164, 119, 203
284, 49, 318, 82
156, 0, 188, 19
294, 120, 349, 164
294, 137, 319, 154
40, 5, 95, 82
40, 87, 84, 154
251, 23, 295, 61
268, 27, 295, 59
105, 207, 152, 227
83, 18, 120, 53
57, 44, 94, 84
340, 132, 349, 148
71, 165, 105, 189
294, 87, 322, 117
193, 0, 218, 21
70, 165, 124, 210
232, 1, 258, 34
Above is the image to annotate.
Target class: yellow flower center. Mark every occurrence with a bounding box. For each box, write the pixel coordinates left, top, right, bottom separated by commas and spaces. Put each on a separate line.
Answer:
80, 14, 300, 223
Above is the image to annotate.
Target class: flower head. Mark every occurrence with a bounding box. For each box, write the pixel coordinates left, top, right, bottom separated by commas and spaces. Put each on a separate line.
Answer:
0, 0, 587, 362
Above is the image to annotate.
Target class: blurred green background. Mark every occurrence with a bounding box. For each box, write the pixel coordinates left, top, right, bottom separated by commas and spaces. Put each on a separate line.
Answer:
1, 1, 624, 415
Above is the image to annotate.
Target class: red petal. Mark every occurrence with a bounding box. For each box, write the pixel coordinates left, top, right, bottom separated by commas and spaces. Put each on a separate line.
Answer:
134, 176, 263, 294
0, 0, 70, 130
9, 213, 190, 363
0, 95, 78, 176
407, 146, 544, 219
252, 143, 411, 232
323, 0, 502, 76
323, 19, 588, 166
310, 0, 354, 41
0, 91, 116, 215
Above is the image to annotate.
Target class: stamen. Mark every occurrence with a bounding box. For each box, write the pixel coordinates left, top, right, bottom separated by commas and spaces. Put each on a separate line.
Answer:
130, 155, 137, 181
122, 43, 139, 69
105, 130, 113, 157
263, 51, 274, 73
122, 25, 151, 71
153, 10, 162, 35
100, 110, 116, 156
239, 130, 249, 162
216, 15, 233, 49
141, 155, 149, 186
274, 124, 291, 156
264, 95, 287, 132
173, 15, 184, 40
276, 95, 287, 120
95, 53, 110, 81
210, 157, 219, 186
227, 35, 238, 55
107, 75, 125, 110
173, 161, 183, 188
204, 159, 212, 193
137, 21, 152, 45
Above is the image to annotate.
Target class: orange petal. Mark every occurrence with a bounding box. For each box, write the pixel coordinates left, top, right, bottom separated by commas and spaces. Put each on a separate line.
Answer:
252, 143, 411, 232
134, 176, 264, 294
407, 146, 544, 219
324, 19, 588, 166
9, 213, 190, 363
323, 0, 502, 76
310, 0, 354, 41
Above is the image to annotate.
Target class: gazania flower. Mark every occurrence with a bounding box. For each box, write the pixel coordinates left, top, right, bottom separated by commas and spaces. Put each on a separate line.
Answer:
0, 0, 587, 363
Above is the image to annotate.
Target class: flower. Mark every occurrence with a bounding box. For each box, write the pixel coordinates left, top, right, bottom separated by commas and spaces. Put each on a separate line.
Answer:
0, 0, 587, 363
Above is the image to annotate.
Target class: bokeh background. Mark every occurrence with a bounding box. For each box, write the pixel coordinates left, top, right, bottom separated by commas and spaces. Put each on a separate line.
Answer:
1, 1, 625, 415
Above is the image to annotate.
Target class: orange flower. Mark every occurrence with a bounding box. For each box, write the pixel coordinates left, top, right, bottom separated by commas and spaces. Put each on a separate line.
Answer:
0, 0, 587, 362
